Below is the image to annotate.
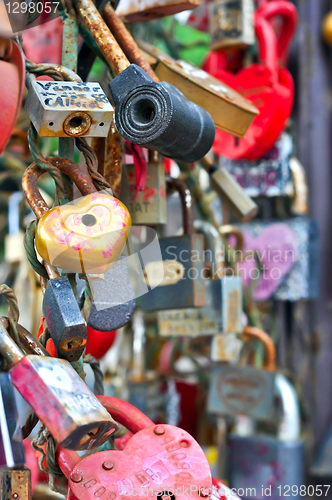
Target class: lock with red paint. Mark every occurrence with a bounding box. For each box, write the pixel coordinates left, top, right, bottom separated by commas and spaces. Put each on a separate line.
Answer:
210, 12, 295, 161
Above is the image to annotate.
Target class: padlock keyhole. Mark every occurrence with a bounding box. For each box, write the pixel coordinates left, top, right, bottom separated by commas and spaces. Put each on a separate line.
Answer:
70, 116, 83, 128
132, 99, 156, 125
82, 214, 97, 226
157, 491, 176, 500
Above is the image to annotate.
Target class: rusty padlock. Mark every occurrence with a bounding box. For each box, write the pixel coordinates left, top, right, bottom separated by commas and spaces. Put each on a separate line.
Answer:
0, 319, 118, 450
22, 157, 131, 275
56, 396, 212, 500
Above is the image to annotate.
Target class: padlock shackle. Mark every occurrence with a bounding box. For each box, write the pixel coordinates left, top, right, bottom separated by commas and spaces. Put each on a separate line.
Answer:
72, 0, 130, 75
254, 13, 279, 83
194, 220, 224, 278
0, 320, 24, 366
97, 396, 154, 433
241, 326, 276, 371
102, 4, 159, 83
219, 225, 244, 252
22, 157, 96, 219
166, 177, 194, 235
257, 0, 298, 66
289, 158, 309, 215
0, 317, 49, 358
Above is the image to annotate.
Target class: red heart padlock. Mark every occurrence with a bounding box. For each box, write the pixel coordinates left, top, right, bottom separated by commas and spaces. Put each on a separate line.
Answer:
0, 40, 25, 155
257, 0, 298, 66
57, 397, 212, 500
211, 13, 294, 161
86, 327, 117, 359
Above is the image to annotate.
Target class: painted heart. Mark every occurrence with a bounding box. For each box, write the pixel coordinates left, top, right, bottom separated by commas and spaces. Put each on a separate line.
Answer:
216, 366, 268, 415
236, 223, 297, 301
69, 424, 212, 500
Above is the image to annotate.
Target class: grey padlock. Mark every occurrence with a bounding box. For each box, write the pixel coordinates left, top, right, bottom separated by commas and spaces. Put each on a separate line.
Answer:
43, 273, 87, 361
79, 255, 136, 332
0, 373, 25, 468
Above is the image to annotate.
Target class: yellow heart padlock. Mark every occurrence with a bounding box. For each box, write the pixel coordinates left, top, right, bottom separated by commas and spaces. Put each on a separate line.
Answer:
22, 157, 131, 274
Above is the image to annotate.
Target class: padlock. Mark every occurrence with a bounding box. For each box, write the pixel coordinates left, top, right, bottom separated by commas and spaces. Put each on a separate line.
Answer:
0, 467, 31, 500
4, 192, 25, 264
235, 216, 319, 301
121, 150, 167, 225
77, 255, 136, 332
208, 326, 276, 422
0, 372, 25, 468
126, 312, 163, 422
322, 4, 332, 47
22, 157, 131, 275
221, 132, 294, 198
56, 396, 212, 500
25, 80, 114, 138
71, 0, 215, 163
0, 319, 118, 450
42, 265, 87, 362
136, 39, 258, 138
115, 0, 199, 23
0, 39, 25, 155
157, 221, 243, 336
209, 12, 295, 160
138, 177, 206, 311
228, 373, 304, 500
208, 0, 255, 51
109, 64, 215, 163
200, 155, 258, 222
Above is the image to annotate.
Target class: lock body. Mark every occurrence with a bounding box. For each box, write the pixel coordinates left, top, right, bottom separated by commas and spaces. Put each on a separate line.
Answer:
207, 364, 276, 422
25, 81, 113, 138
139, 234, 206, 311
35, 192, 131, 274
157, 277, 243, 336
228, 436, 304, 500
122, 160, 167, 225
11, 355, 118, 450
78, 255, 136, 332
43, 277, 87, 361
0, 373, 25, 468
109, 64, 215, 163
0, 467, 31, 500
209, 0, 255, 51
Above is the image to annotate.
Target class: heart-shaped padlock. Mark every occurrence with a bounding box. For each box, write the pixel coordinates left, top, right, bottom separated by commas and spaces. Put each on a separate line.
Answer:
0, 40, 25, 155
211, 13, 294, 160
22, 158, 131, 274
56, 397, 212, 500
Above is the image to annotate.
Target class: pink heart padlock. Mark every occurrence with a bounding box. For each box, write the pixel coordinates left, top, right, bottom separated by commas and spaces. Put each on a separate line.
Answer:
57, 397, 212, 500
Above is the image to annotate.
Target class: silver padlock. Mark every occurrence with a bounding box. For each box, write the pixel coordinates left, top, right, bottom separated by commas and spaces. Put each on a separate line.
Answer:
25, 81, 114, 138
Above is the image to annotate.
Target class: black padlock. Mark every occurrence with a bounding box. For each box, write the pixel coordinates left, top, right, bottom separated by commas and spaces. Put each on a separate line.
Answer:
109, 64, 215, 163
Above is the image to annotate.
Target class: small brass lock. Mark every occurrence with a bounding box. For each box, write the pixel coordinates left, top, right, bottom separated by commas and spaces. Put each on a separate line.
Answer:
22, 157, 131, 274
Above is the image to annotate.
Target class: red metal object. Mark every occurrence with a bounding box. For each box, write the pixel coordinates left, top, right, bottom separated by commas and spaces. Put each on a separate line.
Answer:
212, 13, 294, 161
257, 0, 298, 65
57, 397, 212, 500
0, 40, 25, 155
86, 327, 117, 359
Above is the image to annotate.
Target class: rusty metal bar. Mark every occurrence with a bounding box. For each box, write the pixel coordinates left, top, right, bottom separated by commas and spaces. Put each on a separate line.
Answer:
104, 123, 123, 198
102, 4, 159, 82
72, 0, 130, 75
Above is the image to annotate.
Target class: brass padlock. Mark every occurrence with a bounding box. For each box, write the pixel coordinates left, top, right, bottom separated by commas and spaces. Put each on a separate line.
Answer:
208, 0, 255, 51
136, 39, 258, 138
25, 81, 114, 138
115, 0, 199, 23
121, 150, 167, 225
0, 467, 31, 500
22, 157, 131, 274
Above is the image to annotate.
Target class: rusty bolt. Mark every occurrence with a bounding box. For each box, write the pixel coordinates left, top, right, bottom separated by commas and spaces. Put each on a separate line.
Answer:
71, 472, 83, 483
154, 425, 165, 435
102, 461, 114, 470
